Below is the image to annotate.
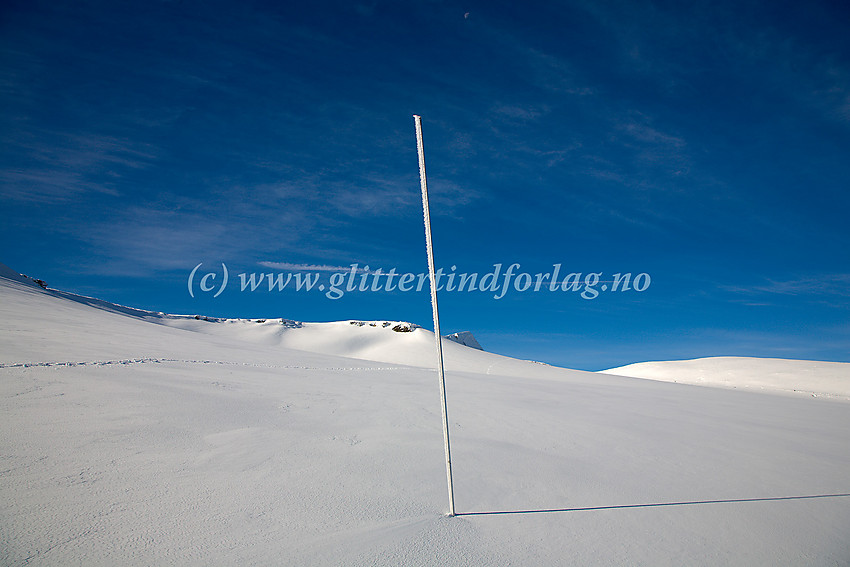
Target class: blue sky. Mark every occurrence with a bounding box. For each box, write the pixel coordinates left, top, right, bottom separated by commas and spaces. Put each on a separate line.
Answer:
2, 0, 849, 370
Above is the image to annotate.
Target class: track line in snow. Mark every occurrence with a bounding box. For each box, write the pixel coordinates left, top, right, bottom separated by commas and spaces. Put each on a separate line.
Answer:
0, 358, 411, 372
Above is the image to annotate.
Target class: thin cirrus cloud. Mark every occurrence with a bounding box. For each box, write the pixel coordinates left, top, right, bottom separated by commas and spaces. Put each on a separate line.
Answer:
753, 275, 850, 298
721, 275, 850, 299
258, 262, 362, 272
0, 131, 157, 202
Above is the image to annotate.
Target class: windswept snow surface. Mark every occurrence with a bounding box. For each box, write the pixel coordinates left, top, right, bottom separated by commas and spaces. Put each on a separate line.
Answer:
2, 267, 850, 566
601, 357, 850, 400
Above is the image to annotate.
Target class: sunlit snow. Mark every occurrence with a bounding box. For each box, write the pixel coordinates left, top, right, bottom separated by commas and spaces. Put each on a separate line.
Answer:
2, 264, 849, 566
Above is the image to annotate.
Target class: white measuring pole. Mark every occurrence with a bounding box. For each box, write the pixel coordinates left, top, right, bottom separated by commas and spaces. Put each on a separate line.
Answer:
414, 114, 455, 517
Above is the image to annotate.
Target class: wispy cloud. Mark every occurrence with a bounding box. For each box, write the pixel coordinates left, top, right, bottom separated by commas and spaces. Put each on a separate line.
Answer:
743, 275, 850, 297
491, 103, 551, 122
72, 195, 315, 276
721, 275, 850, 309
0, 131, 158, 202
519, 47, 596, 96
258, 261, 360, 272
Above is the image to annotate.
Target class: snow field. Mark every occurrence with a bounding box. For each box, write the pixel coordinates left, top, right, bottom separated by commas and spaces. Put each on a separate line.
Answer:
2, 270, 849, 565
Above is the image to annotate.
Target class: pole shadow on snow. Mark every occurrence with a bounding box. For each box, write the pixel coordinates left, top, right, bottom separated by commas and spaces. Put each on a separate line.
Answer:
456, 493, 850, 517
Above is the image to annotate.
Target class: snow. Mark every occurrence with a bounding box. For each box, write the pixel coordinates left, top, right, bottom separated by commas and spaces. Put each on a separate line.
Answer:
601, 357, 850, 400
2, 265, 849, 566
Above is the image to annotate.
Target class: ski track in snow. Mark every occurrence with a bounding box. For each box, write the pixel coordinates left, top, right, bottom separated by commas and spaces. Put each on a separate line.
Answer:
0, 359, 409, 371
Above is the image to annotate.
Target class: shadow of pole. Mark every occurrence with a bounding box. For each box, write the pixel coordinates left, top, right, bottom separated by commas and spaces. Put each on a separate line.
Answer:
456, 493, 850, 517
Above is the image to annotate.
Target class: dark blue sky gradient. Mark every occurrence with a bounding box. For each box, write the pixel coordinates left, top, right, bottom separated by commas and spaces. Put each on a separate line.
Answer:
2, 0, 849, 369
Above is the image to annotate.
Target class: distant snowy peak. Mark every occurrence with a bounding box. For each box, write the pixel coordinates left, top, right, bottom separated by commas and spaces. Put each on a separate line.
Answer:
444, 331, 483, 350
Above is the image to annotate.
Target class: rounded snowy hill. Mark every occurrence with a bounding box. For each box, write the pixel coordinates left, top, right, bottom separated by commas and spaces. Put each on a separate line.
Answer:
602, 356, 850, 400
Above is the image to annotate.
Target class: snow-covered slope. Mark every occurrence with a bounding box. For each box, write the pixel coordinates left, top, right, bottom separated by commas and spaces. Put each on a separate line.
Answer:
0, 263, 494, 371
602, 357, 850, 400
150, 317, 497, 371
2, 265, 850, 566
